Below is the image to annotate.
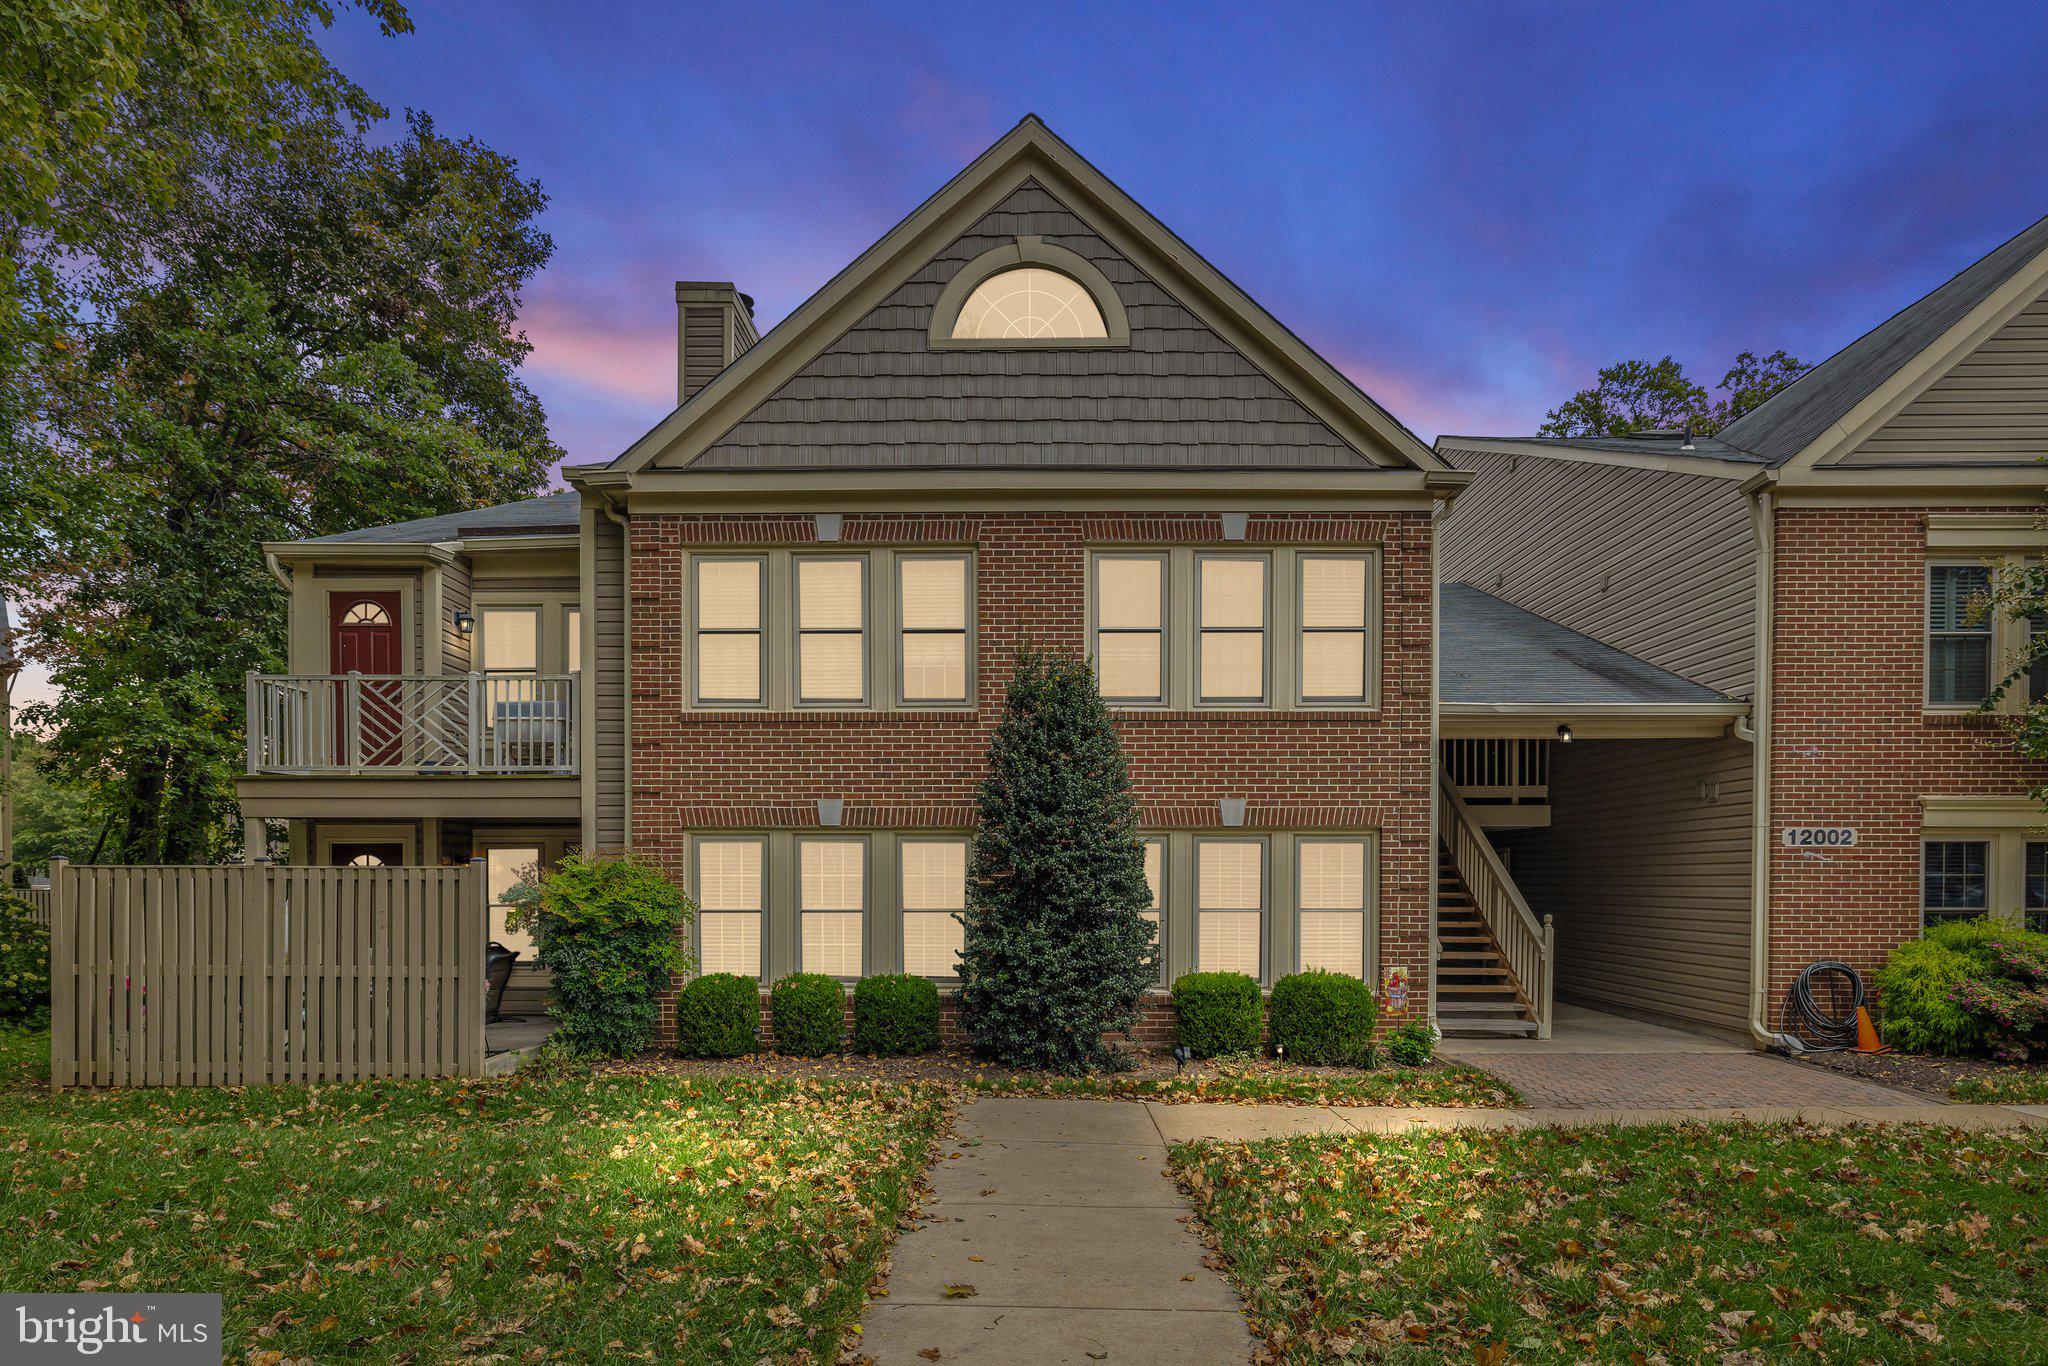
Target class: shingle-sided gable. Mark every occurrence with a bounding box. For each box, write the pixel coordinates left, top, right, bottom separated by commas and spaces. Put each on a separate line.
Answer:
665, 181, 1370, 472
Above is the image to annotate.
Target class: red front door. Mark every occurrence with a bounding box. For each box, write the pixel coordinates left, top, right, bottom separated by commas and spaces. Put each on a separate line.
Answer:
330, 593, 402, 765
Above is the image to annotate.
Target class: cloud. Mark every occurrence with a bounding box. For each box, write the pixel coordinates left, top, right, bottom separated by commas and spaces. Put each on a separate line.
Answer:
519, 294, 674, 407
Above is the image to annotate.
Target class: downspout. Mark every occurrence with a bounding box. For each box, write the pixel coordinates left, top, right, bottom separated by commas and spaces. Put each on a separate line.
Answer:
264, 552, 293, 592
1742, 473, 1799, 1051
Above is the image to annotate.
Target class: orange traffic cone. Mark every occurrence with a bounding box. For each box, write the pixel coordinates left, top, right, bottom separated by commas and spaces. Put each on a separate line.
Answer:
1854, 1007, 1891, 1055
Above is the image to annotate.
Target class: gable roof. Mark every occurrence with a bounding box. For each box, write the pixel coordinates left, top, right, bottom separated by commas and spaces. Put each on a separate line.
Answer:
1716, 208, 2048, 466
298, 491, 581, 545
1439, 207, 2048, 472
598, 116, 1447, 478
1440, 584, 1727, 706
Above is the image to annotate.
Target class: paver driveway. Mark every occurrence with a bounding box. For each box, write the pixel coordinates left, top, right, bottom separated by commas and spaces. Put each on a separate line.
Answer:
857, 1098, 1252, 1365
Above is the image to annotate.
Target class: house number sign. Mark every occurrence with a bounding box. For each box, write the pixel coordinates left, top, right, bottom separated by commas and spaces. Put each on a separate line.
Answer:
1781, 827, 1858, 849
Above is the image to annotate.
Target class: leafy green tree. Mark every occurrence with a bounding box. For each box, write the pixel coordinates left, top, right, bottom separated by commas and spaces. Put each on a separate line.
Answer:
4, 732, 100, 884
11, 96, 558, 861
958, 648, 1157, 1072
1, 0, 412, 576
1539, 350, 1806, 439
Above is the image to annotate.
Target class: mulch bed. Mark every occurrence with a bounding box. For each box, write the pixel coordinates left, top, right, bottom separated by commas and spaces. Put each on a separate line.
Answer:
1792, 1046, 2048, 1101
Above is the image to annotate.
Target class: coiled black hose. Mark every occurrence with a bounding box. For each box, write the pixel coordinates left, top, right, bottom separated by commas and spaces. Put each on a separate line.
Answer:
1778, 959, 1866, 1053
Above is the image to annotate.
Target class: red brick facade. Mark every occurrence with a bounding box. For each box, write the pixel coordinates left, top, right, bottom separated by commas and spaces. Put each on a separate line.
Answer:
630, 509, 1438, 1048
1767, 505, 2048, 1007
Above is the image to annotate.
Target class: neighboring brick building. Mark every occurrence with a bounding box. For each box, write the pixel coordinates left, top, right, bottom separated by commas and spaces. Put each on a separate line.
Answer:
1441, 205, 2048, 1045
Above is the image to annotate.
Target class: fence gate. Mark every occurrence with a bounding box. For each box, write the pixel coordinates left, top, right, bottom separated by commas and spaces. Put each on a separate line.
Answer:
46, 858, 487, 1088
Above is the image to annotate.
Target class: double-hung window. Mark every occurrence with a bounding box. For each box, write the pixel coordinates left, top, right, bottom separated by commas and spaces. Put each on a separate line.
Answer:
480, 606, 539, 673
1198, 557, 1267, 703
2028, 842, 2048, 935
900, 839, 968, 978
1196, 839, 1263, 975
1139, 837, 1165, 983
800, 838, 865, 977
1298, 556, 1371, 704
1094, 556, 1166, 702
797, 557, 866, 705
695, 838, 764, 978
899, 555, 970, 704
1922, 840, 1988, 927
695, 558, 764, 705
1296, 838, 1368, 976
1927, 564, 1993, 706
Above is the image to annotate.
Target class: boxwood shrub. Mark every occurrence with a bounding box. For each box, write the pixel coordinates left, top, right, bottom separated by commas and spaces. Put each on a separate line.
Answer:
674, 973, 760, 1058
770, 972, 845, 1056
1267, 970, 1377, 1066
855, 974, 941, 1055
1172, 971, 1262, 1057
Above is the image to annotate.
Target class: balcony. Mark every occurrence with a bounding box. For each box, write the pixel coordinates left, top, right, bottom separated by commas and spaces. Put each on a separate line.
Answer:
246, 673, 578, 776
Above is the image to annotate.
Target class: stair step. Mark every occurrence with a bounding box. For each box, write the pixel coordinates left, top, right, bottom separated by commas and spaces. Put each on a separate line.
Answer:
1438, 1018, 1540, 1038
1439, 966, 1511, 978
1436, 1001, 1531, 1015
1437, 984, 1522, 995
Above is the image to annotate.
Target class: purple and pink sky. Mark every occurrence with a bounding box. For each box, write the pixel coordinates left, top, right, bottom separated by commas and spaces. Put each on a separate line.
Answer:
10, 2, 2048, 710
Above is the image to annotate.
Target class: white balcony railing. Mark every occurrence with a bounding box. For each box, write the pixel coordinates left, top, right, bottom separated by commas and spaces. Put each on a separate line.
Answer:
246, 673, 578, 776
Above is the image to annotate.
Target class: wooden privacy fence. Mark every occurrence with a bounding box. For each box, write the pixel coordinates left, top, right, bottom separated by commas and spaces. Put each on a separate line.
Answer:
23, 886, 53, 925
47, 858, 487, 1089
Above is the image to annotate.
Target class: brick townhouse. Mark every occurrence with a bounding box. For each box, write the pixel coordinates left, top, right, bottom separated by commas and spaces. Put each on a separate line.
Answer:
238, 117, 2048, 1050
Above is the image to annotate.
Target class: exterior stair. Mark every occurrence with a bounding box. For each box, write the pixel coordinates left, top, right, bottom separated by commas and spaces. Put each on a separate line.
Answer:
1436, 849, 1540, 1038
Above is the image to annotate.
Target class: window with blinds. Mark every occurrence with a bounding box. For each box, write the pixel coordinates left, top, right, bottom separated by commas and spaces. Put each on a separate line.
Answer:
1198, 557, 1267, 703
695, 838, 764, 978
899, 555, 970, 703
1299, 556, 1370, 703
1095, 556, 1165, 702
800, 839, 865, 977
480, 606, 539, 673
1139, 837, 1165, 983
1296, 838, 1367, 977
1196, 839, 1263, 976
900, 839, 967, 978
1922, 839, 1988, 927
1928, 564, 1992, 705
695, 558, 764, 704
797, 557, 866, 705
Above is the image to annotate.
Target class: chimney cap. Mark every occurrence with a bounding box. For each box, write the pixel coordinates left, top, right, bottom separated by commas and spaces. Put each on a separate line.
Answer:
675, 281, 755, 317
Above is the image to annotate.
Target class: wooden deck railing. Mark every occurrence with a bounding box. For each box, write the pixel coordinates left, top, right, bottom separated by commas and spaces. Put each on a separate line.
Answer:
246, 672, 577, 776
1441, 737, 1551, 804
46, 858, 487, 1088
1438, 777, 1554, 1037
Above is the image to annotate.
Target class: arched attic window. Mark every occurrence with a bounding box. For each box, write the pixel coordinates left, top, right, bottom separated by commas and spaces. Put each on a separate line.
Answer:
929, 236, 1130, 350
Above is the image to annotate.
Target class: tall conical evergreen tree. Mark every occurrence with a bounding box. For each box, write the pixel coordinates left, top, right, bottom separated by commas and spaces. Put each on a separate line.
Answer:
959, 647, 1157, 1071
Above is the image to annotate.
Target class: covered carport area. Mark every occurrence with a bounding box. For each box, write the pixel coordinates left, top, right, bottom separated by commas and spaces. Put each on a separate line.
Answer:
1440, 585, 1756, 1039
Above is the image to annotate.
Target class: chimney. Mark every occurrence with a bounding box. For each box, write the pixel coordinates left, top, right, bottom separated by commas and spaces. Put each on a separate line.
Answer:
675, 282, 758, 403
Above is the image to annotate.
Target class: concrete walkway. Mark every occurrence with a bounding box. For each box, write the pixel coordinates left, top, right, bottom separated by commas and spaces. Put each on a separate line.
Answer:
857, 1098, 1254, 1364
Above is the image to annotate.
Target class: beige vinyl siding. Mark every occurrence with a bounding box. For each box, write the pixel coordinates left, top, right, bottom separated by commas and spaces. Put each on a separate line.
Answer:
1847, 286, 2048, 465
1494, 737, 1752, 1034
439, 559, 472, 673
1440, 450, 1755, 697
593, 513, 628, 849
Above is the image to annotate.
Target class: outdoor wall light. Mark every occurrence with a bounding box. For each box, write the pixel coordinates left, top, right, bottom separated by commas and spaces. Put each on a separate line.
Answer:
454, 609, 476, 635
1555, 723, 1574, 744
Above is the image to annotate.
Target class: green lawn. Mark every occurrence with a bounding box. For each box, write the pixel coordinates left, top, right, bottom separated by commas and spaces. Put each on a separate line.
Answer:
1172, 1123, 2048, 1362
1950, 1070, 2048, 1104
0, 1030, 946, 1362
